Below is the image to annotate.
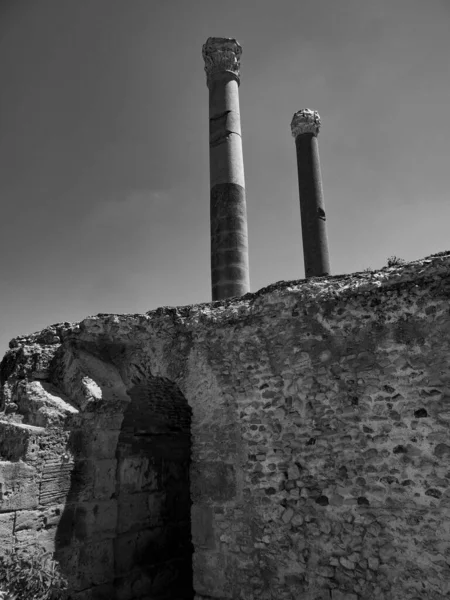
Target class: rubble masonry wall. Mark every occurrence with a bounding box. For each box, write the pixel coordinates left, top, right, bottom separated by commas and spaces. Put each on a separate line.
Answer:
1, 254, 450, 599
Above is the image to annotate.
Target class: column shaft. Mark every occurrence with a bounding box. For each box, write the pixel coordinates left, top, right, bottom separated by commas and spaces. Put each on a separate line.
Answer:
295, 133, 331, 277
203, 37, 250, 301
209, 74, 249, 300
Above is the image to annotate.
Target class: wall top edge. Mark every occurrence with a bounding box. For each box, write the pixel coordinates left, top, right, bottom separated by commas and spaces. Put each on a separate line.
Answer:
4, 251, 450, 353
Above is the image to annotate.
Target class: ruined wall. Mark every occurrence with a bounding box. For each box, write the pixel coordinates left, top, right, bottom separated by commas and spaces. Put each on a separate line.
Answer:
0, 342, 194, 599
1, 253, 450, 600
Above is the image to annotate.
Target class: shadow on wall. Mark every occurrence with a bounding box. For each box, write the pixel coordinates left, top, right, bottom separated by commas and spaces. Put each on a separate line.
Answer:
54, 372, 194, 600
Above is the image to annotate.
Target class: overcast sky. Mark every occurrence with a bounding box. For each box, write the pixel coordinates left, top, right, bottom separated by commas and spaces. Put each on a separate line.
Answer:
0, 0, 449, 353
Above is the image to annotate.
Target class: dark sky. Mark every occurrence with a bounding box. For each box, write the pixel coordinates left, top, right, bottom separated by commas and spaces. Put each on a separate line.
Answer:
1, 0, 450, 353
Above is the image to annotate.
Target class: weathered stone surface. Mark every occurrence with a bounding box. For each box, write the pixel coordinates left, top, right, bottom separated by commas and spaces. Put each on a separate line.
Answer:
0, 512, 15, 553
204, 37, 249, 301
15, 380, 78, 427
0, 421, 46, 462
191, 461, 236, 502
39, 457, 74, 505
2, 253, 450, 598
15, 505, 64, 533
210, 183, 250, 300
77, 539, 114, 589
0, 461, 39, 510
291, 108, 321, 137
293, 118, 331, 277
191, 505, 215, 550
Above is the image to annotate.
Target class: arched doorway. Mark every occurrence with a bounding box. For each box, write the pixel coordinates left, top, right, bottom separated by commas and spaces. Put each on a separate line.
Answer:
114, 376, 194, 599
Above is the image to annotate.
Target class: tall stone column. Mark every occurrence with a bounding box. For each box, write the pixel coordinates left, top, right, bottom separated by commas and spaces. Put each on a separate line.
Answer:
202, 37, 250, 301
291, 109, 331, 278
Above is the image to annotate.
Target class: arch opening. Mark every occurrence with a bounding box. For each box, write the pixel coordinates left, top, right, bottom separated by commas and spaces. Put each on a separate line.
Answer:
114, 376, 194, 599
53, 372, 194, 600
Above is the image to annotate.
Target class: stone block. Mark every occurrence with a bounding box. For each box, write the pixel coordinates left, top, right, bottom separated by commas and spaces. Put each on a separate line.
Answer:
82, 411, 125, 431
191, 461, 236, 502
77, 539, 114, 589
164, 484, 191, 522
53, 545, 80, 586
114, 533, 137, 576
193, 551, 229, 599
39, 457, 73, 505
94, 459, 117, 499
116, 492, 164, 534
379, 543, 396, 563
53, 503, 77, 546
68, 459, 116, 502
160, 458, 190, 487
0, 421, 45, 462
15, 525, 57, 553
140, 522, 192, 564
70, 428, 120, 460
191, 504, 215, 550
0, 512, 15, 553
65, 459, 95, 501
16, 380, 78, 427
281, 508, 294, 523
115, 523, 192, 583
0, 461, 39, 511
14, 504, 64, 533
73, 500, 118, 541
145, 557, 193, 598
116, 456, 158, 494
114, 575, 135, 600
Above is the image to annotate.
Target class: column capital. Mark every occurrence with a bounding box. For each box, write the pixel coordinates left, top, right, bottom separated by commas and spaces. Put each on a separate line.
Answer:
291, 109, 321, 138
202, 37, 242, 87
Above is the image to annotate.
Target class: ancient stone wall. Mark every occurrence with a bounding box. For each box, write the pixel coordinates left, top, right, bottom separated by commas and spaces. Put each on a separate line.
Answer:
0, 342, 194, 599
1, 253, 450, 599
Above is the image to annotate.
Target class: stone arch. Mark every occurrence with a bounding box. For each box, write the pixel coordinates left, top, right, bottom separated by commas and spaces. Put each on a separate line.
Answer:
50, 346, 194, 599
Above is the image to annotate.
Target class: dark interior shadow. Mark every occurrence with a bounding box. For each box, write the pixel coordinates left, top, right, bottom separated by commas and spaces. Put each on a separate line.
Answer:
54, 373, 194, 600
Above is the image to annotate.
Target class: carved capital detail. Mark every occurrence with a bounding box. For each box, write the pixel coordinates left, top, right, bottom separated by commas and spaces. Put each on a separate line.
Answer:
291, 109, 321, 137
202, 37, 242, 86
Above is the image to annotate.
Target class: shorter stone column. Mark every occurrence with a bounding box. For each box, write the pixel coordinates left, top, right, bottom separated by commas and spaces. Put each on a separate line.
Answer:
291, 109, 331, 278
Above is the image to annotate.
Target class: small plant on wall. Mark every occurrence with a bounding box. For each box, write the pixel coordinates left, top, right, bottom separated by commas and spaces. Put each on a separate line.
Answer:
0, 548, 69, 600
386, 255, 406, 267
